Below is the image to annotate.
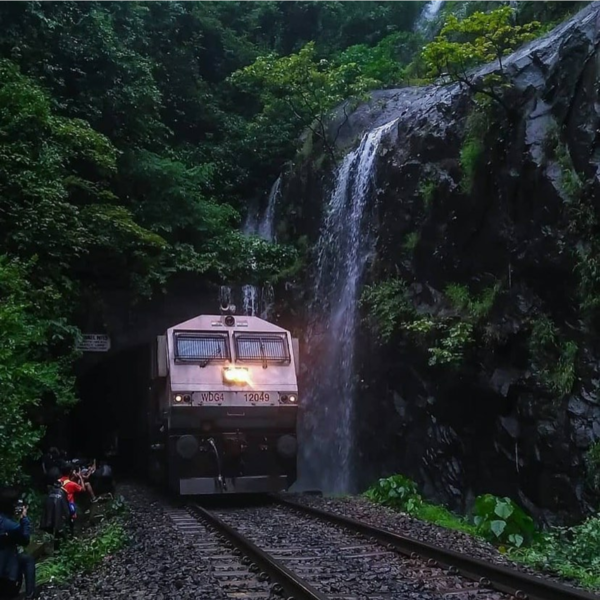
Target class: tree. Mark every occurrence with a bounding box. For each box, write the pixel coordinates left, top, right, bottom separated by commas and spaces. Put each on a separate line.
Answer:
230, 41, 378, 157
0, 257, 79, 484
421, 7, 540, 111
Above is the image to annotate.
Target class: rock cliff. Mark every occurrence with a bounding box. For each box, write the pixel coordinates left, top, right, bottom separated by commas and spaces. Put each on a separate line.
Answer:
280, 3, 600, 522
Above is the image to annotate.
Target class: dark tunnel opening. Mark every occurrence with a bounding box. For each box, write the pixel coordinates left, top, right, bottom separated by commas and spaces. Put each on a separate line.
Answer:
61, 344, 152, 477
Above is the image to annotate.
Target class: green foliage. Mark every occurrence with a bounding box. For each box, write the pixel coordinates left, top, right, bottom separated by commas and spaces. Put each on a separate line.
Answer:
364, 475, 423, 514
419, 178, 437, 209
585, 441, 600, 493
511, 515, 600, 590
446, 282, 500, 320
0, 257, 79, 484
459, 105, 490, 193
367, 474, 599, 590
37, 521, 128, 585
404, 280, 499, 366
366, 474, 476, 534
414, 503, 477, 535
528, 315, 578, 396
230, 41, 378, 155
555, 141, 584, 201
360, 278, 414, 343
545, 129, 600, 314
403, 232, 421, 252
427, 321, 475, 366
336, 32, 422, 87
422, 7, 540, 101
473, 494, 536, 548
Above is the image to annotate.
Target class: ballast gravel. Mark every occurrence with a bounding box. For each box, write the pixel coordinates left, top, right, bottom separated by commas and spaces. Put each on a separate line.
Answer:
37, 484, 226, 600
282, 493, 588, 590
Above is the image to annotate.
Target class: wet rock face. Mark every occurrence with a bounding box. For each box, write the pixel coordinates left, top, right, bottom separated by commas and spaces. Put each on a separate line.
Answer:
286, 5, 600, 521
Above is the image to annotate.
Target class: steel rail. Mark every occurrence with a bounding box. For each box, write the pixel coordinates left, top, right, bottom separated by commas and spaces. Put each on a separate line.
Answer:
274, 496, 600, 600
188, 503, 328, 600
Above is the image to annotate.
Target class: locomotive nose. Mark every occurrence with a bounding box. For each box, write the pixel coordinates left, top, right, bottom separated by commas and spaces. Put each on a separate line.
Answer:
276, 434, 297, 459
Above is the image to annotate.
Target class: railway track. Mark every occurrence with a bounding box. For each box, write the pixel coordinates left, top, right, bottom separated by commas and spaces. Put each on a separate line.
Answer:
272, 497, 600, 600
167, 497, 596, 600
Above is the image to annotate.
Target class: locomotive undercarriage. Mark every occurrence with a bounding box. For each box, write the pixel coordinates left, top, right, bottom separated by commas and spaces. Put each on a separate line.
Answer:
151, 406, 298, 494
168, 429, 296, 494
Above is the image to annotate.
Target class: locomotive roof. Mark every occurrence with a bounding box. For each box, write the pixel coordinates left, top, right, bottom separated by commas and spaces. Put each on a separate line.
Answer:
168, 314, 288, 335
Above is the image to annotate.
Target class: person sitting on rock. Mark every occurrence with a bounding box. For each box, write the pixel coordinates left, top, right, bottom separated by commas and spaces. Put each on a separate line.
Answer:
79, 460, 98, 500
0, 487, 36, 599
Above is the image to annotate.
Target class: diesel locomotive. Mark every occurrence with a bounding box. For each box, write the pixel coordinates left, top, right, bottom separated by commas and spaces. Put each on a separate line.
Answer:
147, 305, 299, 494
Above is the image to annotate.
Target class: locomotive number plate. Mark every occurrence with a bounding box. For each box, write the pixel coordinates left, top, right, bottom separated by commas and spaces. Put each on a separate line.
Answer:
193, 391, 278, 405
241, 391, 272, 403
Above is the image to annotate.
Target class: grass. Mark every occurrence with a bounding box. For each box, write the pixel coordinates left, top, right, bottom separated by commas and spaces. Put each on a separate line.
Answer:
413, 502, 476, 535
37, 496, 129, 585
37, 521, 128, 585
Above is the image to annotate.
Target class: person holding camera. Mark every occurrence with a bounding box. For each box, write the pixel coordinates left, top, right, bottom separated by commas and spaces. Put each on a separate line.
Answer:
0, 487, 36, 599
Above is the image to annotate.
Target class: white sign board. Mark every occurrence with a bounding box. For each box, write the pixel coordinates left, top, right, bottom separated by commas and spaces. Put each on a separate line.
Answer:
77, 334, 111, 353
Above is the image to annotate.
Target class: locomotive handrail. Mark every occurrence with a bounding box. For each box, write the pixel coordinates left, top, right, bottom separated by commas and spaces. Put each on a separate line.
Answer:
273, 496, 600, 600
188, 504, 328, 600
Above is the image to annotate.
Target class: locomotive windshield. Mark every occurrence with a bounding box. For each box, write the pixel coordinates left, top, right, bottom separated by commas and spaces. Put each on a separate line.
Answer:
174, 332, 230, 363
234, 334, 290, 364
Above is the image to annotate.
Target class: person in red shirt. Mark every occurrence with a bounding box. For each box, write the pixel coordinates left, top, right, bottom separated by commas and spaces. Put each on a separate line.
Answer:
58, 464, 84, 526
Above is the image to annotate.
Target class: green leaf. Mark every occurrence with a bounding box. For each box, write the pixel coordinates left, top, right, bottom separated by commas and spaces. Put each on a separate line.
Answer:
494, 500, 514, 519
490, 520, 507, 538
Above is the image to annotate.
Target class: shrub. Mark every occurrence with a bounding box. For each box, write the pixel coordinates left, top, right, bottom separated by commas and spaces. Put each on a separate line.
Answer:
459, 107, 489, 194
403, 231, 420, 252
473, 494, 536, 547
428, 321, 474, 366
364, 474, 422, 513
445, 282, 499, 320
528, 315, 578, 396
585, 441, 600, 492
512, 515, 600, 589
360, 278, 414, 343
419, 178, 437, 209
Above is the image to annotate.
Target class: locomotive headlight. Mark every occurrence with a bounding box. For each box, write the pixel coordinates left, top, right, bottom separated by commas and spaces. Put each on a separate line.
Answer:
289, 394, 297, 403
223, 366, 250, 384
174, 394, 183, 403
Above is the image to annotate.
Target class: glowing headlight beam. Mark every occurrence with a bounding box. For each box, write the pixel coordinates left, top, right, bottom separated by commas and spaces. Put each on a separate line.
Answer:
223, 367, 250, 384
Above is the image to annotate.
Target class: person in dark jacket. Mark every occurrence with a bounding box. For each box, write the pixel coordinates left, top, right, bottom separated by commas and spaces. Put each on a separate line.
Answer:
0, 487, 36, 599
39, 482, 70, 549
41, 448, 61, 487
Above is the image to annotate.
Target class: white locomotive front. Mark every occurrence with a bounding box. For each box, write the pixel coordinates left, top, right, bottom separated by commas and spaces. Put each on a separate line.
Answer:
147, 305, 299, 494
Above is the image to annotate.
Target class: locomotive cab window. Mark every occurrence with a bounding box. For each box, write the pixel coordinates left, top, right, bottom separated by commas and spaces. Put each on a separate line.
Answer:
234, 333, 290, 365
174, 332, 230, 365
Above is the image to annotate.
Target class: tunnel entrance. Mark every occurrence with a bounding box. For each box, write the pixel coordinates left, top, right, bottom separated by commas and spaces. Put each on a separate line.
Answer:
65, 344, 151, 476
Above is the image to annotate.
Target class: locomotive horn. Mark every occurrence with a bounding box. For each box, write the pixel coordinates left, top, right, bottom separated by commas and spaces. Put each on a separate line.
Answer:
220, 303, 236, 315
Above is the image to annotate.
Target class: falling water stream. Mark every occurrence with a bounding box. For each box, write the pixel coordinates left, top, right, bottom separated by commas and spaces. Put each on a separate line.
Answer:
220, 177, 281, 318
300, 119, 398, 493
415, 0, 445, 33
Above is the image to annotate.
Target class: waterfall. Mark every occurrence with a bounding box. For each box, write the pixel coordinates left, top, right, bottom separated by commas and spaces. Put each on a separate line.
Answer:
242, 284, 258, 317
415, 0, 445, 33
258, 176, 280, 242
233, 177, 281, 318
219, 285, 232, 307
301, 119, 398, 494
